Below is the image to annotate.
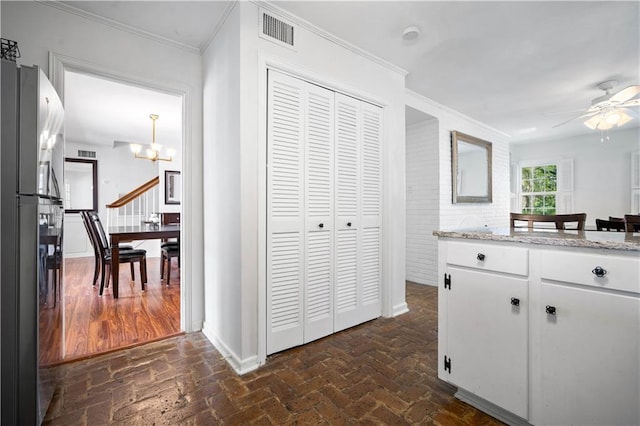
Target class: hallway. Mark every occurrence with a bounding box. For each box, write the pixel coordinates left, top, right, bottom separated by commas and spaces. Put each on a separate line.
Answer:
43, 283, 502, 424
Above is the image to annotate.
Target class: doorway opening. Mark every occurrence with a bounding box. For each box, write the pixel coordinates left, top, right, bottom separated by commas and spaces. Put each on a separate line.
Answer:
405, 105, 440, 287
41, 69, 185, 364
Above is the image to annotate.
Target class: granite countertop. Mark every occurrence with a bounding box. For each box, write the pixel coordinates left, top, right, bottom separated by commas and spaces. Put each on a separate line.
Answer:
433, 227, 640, 252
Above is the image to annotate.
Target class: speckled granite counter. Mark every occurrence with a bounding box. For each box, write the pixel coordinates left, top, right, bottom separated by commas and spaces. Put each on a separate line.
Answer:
433, 227, 640, 252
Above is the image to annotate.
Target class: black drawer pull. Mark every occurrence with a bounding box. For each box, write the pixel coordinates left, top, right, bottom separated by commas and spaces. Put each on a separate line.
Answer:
347, 222, 352, 227
318, 223, 324, 228
591, 266, 607, 277
511, 297, 520, 307
546, 305, 556, 315
477, 253, 485, 261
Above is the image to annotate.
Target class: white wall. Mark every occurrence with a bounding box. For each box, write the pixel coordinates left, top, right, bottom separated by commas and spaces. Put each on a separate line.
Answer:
406, 89, 511, 231
406, 119, 440, 286
1, 1, 204, 331
510, 126, 640, 224
203, 2, 408, 372
201, 5, 243, 367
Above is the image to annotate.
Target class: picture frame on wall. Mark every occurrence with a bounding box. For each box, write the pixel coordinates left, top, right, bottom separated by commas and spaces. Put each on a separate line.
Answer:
164, 170, 181, 205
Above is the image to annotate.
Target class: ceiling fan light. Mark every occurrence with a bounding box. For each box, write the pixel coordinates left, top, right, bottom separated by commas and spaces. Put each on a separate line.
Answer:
604, 111, 621, 125
596, 120, 614, 131
616, 112, 634, 127
130, 144, 142, 154
584, 115, 601, 130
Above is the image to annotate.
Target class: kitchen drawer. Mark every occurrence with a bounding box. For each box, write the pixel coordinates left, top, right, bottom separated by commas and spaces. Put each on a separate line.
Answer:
446, 241, 528, 276
541, 250, 640, 294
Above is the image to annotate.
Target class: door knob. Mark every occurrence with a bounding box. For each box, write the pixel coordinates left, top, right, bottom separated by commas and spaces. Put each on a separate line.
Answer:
591, 266, 607, 277
318, 223, 324, 228
477, 253, 486, 261
347, 222, 352, 227
545, 305, 556, 315
511, 297, 520, 307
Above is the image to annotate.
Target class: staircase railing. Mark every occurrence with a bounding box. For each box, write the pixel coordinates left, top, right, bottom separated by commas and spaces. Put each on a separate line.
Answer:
106, 176, 159, 228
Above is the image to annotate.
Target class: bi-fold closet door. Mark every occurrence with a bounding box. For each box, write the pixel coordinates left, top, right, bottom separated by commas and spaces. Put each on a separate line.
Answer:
267, 70, 382, 355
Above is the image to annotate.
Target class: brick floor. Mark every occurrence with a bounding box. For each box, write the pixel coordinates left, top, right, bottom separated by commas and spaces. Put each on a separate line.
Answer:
43, 283, 504, 425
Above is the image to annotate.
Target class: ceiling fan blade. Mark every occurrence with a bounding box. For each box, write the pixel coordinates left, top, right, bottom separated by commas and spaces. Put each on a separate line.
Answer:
610, 85, 640, 103
552, 111, 598, 128
619, 98, 640, 107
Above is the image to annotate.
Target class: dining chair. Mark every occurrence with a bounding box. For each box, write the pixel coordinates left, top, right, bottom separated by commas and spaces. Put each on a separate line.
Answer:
85, 211, 148, 296
623, 214, 640, 232
80, 211, 133, 287
595, 218, 625, 232
160, 244, 180, 286
510, 212, 587, 230
44, 242, 62, 307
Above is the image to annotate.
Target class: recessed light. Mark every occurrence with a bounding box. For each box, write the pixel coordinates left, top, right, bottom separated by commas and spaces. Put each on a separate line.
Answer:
402, 26, 421, 41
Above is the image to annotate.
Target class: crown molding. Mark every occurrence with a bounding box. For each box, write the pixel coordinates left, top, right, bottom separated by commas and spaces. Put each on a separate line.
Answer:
200, 1, 238, 53
252, 0, 408, 77
38, 1, 201, 55
405, 88, 511, 139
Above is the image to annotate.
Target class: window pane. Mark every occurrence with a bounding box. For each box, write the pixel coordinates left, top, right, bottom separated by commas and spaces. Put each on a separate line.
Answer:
522, 167, 532, 180
545, 176, 557, 191
534, 167, 546, 179
522, 179, 532, 192
521, 195, 531, 209
533, 179, 545, 192
533, 195, 544, 209
544, 195, 556, 208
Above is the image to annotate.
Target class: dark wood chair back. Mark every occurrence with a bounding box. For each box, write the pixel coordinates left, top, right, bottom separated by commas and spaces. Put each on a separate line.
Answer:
86, 211, 111, 258
624, 214, 640, 232
595, 219, 626, 232
510, 213, 587, 230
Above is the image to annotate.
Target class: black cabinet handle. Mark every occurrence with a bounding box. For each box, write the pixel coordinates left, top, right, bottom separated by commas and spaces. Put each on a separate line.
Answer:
545, 305, 556, 315
347, 222, 352, 227
591, 266, 607, 277
318, 223, 324, 228
477, 253, 485, 261
511, 297, 520, 307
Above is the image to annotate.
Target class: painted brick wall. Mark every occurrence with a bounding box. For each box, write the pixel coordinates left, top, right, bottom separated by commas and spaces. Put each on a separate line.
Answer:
406, 119, 440, 285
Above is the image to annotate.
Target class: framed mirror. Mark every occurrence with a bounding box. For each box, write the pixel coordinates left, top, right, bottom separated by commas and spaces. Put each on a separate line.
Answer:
164, 170, 181, 205
451, 131, 493, 203
64, 158, 98, 213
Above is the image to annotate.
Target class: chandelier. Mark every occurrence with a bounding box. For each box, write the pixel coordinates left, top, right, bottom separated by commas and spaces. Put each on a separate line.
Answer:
130, 114, 175, 162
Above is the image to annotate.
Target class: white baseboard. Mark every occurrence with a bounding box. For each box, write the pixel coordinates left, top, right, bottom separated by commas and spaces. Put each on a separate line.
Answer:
202, 323, 260, 376
455, 389, 530, 426
392, 302, 409, 316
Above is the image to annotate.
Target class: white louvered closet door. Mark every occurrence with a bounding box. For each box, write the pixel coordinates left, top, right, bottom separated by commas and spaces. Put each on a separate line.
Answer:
267, 71, 306, 354
334, 94, 362, 332
359, 102, 383, 322
303, 83, 335, 344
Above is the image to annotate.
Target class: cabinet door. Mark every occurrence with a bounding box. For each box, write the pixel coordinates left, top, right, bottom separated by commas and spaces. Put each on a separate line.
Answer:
540, 283, 640, 426
267, 71, 306, 354
446, 267, 528, 419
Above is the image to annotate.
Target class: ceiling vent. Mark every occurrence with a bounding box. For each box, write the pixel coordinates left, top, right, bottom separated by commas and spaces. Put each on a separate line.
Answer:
77, 150, 96, 158
261, 11, 294, 47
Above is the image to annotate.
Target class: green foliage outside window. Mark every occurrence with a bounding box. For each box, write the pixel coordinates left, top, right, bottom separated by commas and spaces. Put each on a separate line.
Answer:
520, 165, 557, 215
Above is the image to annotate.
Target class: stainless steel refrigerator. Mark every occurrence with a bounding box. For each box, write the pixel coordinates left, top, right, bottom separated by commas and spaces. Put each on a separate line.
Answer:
1, 60, 65, 424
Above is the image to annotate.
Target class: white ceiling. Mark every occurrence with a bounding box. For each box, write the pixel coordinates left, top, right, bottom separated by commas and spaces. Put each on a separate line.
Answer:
59, 1, 640, 145
64, 71, 182, 147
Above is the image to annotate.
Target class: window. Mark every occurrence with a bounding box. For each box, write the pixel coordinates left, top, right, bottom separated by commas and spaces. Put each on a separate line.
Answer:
520, 164, 557, 215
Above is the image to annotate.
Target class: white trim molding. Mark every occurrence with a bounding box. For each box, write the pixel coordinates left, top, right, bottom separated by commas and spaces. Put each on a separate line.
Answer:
202, 323, 260, 375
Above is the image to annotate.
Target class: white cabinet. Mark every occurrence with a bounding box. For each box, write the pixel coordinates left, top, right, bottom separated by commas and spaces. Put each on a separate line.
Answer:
440, 241, 529, 419
535, 250, 640, 426
438, 239, 640, 426
266, 70, 382, 355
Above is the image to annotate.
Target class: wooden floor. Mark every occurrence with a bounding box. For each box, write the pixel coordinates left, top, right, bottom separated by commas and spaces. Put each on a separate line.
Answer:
39, 256, 181, 365
43, 283, 504, 425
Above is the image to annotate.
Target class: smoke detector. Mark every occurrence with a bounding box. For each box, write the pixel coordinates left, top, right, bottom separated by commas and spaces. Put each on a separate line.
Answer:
402, 26, 421, 41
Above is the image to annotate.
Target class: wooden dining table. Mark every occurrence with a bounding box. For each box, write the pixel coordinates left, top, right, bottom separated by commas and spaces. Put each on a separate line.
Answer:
108, 224, 180, 298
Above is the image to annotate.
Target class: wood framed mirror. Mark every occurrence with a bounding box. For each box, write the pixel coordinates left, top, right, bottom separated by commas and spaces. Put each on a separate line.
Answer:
64, 158, 98, 213
451, 131, 493, 203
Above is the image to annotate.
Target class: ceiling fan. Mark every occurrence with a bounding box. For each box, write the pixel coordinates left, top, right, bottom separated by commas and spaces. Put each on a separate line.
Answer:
553, 80, 640, 130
